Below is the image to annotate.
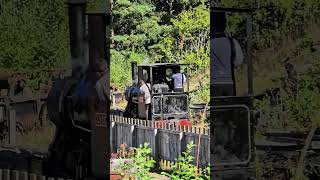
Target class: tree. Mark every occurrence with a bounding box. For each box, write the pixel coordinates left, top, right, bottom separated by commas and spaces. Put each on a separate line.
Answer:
0, 0, 69, 89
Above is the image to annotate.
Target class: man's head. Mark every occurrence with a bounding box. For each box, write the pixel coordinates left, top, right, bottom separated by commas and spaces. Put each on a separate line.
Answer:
139, 80, 145, 86
166, 69, 173, 81
142, 70, 148, 82
94, 58, 107, 73
211, 11, 227, 34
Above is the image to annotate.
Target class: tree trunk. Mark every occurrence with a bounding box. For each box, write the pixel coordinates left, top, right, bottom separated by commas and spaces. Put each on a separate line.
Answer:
294, 125, 318, 180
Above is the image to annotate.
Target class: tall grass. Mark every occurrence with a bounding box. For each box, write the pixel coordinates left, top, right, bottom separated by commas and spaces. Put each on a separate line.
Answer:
16, 122, 55, 150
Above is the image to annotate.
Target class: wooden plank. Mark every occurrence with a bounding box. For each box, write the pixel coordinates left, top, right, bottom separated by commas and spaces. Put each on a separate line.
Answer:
8, 109, 16, 145
156, 129, 182, 162
2, 169, 9, 180
182, 132, 210, 167
37, 175, 46, 180
11, 170, 19, 180
134, 126, 157, 157
19, 172, 28, 180
0, 106, 4, 122
110, 122, 114, 152
29, 173, 37, 180
114, 123, 134, 150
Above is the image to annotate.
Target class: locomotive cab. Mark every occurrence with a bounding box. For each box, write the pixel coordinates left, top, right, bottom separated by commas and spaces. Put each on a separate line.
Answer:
131, 63, 190, 120
210, 7, 256, 180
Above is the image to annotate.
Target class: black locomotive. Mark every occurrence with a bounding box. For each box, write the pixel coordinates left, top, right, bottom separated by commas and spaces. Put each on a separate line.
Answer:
123, 61, 190, 121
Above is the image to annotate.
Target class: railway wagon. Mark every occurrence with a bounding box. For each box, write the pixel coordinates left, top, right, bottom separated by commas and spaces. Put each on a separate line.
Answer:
0, 73, 47, 139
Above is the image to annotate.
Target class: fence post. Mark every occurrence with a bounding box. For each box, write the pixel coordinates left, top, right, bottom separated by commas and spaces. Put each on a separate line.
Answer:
111, 93, 116, 108
20, 171, 28, 180
3, 169, 9, 180
8, 108, 16, 145
11, 170, 19, 180
0, 106, 4, 122
29, 173, 37, 180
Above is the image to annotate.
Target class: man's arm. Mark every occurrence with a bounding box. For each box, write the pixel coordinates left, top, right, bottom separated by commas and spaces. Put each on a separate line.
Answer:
183, 74, 187, 83
233, 39, 244, 67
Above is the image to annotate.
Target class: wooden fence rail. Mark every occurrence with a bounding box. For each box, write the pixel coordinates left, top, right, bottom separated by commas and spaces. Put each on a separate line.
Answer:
106, 114, 210, 167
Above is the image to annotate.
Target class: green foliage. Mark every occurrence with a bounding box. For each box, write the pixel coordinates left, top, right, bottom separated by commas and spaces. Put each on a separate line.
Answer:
0, 0, 69, 89
111, 0, 210, 87
190, 84, 209, 103
131, 143, 156, 179
113, 0, 160, 52
161, 141, 210, 180
284, 76, 320, 128
155, 4, 210, 70
255, 73, 320, 133
87, 0, 107, 13
218, 0, 320, 49
114, 143, 156, 180
110, 50, 148, 88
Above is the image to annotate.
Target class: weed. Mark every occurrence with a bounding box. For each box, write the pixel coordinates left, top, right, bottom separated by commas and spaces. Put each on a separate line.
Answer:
113, 143, 156, 180
161, 141, 210, 180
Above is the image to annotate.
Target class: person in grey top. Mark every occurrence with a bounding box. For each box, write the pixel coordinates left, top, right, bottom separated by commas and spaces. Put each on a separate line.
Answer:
210, 11, 245, 165
172, 70, 187, 92
210, 11, 244, 96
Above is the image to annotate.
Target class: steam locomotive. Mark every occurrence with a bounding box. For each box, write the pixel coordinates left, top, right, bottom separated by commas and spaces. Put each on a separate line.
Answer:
122, 61, 191, 121
45, 0, 110, 179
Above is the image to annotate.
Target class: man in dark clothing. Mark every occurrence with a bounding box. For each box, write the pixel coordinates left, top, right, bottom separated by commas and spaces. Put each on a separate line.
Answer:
210, 11, 244, 97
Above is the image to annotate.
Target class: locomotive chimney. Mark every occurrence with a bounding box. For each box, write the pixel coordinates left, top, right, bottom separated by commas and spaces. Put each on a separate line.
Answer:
131, 61, 138, 83
68, 0, 88, 76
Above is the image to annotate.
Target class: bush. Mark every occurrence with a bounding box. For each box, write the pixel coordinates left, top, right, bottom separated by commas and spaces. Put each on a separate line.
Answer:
255, 74, 320, 133
161, 141, 210, 180
112, 143, 156, 180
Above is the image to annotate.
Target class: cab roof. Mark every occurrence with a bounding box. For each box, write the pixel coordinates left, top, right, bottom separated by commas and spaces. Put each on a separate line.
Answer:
138, 63, 189, 67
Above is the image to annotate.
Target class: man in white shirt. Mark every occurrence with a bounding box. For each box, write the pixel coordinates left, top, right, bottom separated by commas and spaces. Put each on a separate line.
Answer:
172, 71, 187, 92
139, 80, 151, 119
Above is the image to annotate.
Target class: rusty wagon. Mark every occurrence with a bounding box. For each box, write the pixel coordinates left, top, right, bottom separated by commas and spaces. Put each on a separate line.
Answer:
0, 73, 48, 138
